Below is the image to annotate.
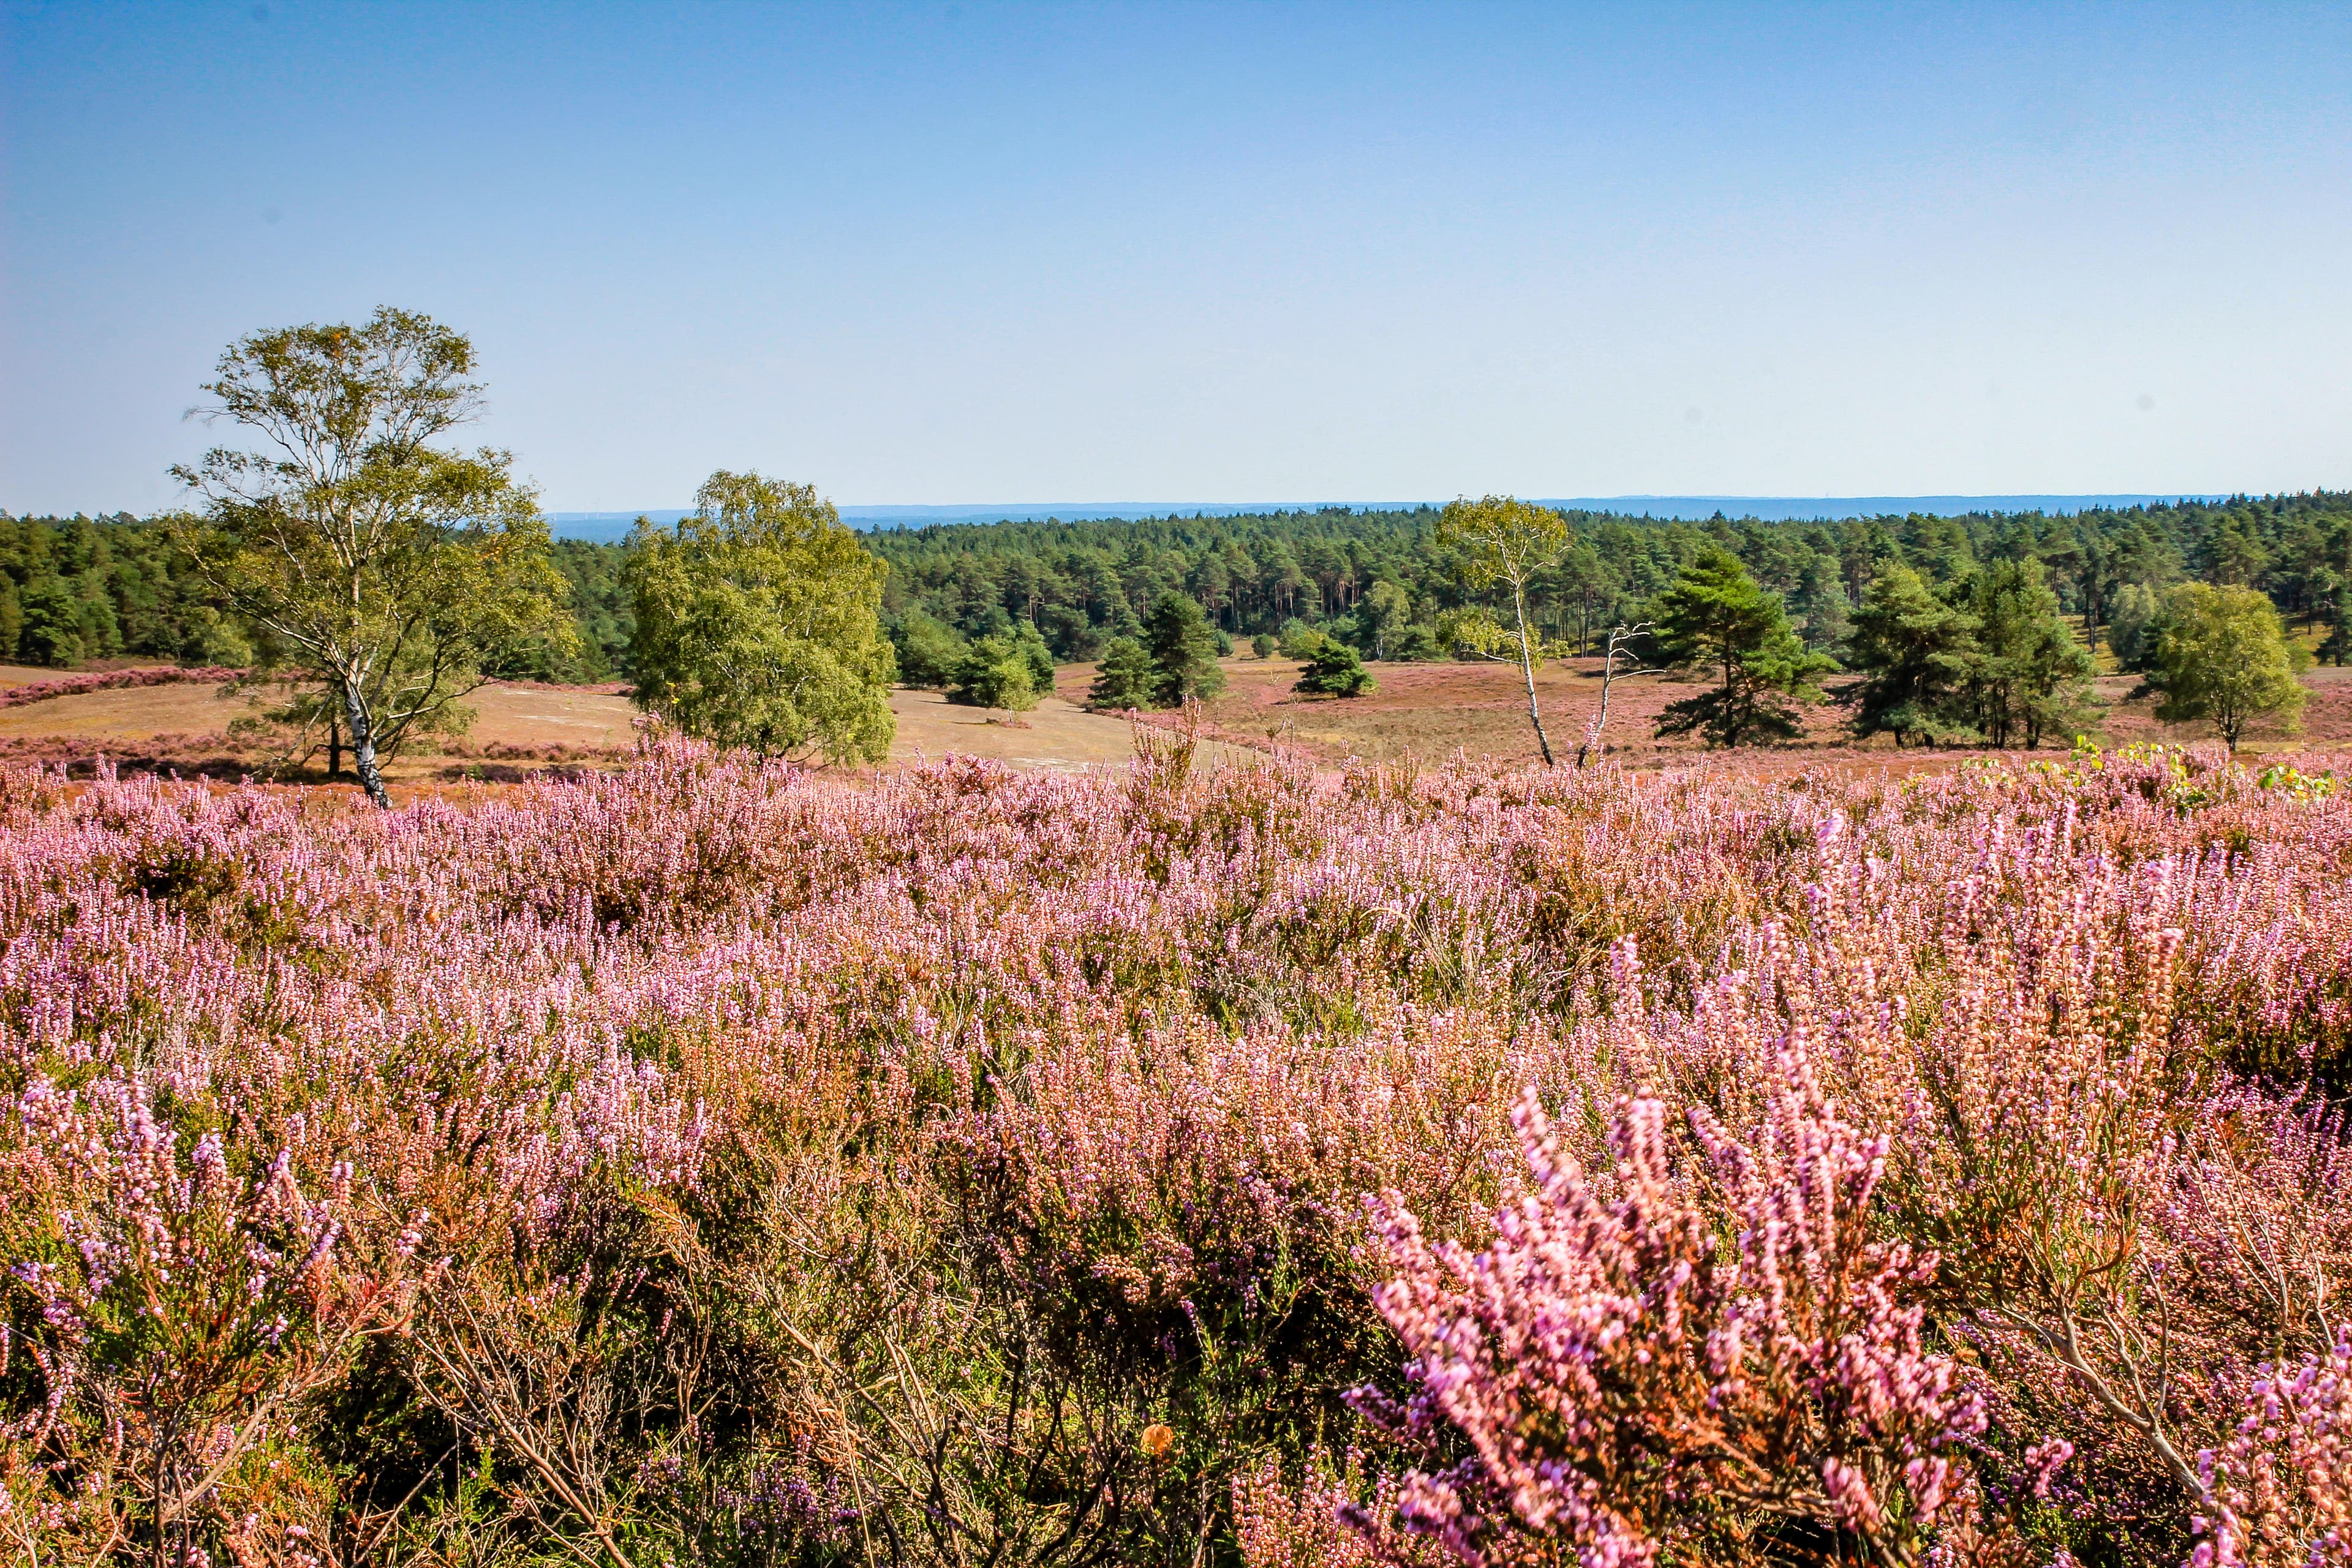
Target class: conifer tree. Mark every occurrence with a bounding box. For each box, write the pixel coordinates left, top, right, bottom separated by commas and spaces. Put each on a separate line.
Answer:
2107, 582, 2168, 673
1652, 546, 1835, 747
1290, 630, 1374, 697
1086, 637, 1159, 710
1845, 562, 1980, 747
1961, 556, 2099, 748
946, 633, 1039, 710
1141, 592, 1225, 706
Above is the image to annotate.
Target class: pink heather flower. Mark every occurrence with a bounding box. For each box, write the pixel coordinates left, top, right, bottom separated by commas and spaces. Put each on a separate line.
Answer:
1351, 1042, 1979, 1563
2024, 1438, 2074, 1500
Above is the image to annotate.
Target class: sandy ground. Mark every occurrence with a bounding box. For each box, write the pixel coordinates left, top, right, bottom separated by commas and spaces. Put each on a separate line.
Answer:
0, 676, 1258, 777
888, 688, 1254, 773
1058, 654, 2352, 769
467, 685, 641, 747
0, 681, 645, 746
14, 618, 2350, 771
0, 680, 252, 738
4, 653, 2345, 780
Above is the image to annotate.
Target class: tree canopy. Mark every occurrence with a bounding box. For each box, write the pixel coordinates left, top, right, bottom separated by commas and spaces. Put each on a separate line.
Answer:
169, 307, 575, 805
1140, 591, 1226, 706
1651, 546, 1836, 747
625, 470, 897, 764
1959, 555, 2098, 748
1845, 562, 1981, 747
1436, 496, 1570, 763
27, 481, 2348, 761
947, 622, 1051, 711
2150, 583, 2308, 750
1291, 630, 1374, 698
1085, 638, 1159, 711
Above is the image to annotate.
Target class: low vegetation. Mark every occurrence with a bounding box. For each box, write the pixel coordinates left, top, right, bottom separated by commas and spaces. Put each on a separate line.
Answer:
4, 734, 2350, 1567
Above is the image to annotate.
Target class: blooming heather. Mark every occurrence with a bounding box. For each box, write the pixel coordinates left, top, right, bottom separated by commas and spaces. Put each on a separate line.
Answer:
0, 734, 2340, 1566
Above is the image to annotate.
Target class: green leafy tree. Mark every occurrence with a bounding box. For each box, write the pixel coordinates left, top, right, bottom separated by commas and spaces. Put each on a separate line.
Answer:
891, 609, 968, 689
1290, 630, 1375, 697
1008, 617, 1056, 690
1960, 556, 2100, 748
626, 470, 896, 763
2150, 583, 2309, 750
947, 634, 1039, 710
1086, 636, 1158, 710
17, 576, 86, 668
1250, 631, 1277, 658
1141, 591, 1225, 706
2106, 582, 2168, 673
170, 307, 576, 807
1438, 496, 1570, 764
1652, 546, 1836, 747
1845, 563, 1981, 748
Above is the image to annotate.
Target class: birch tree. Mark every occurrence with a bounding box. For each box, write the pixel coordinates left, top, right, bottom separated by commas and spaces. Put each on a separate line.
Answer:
1438, 495, 1569, 765
172, 307, 575, 807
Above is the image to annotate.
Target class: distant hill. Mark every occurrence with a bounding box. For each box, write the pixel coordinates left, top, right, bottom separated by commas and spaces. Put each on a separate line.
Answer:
546, 495, 2224, 541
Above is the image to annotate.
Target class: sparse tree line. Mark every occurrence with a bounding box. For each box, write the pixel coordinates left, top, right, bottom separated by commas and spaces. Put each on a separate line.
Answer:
8, 310, 2335, 788
2, 309, 907, 804
862, 489, 2352, 677
870, 493, 2322, 753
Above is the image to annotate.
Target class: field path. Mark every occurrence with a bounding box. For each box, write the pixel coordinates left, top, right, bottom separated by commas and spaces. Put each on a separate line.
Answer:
888, 689, 1256, 773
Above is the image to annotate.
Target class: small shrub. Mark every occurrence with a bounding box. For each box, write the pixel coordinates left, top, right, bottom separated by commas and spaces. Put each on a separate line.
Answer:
1292, 632, 1375, 698
947, 635, 1040, 710
1088, 635, 1159, 710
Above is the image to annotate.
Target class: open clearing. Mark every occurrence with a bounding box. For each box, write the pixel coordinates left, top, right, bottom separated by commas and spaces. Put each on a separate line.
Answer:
1065, 654, 2352, 768
1, 656, 2344, 779
0, 680, 642, 748
0, 676, 1250, 777
889, 688, 1254, 772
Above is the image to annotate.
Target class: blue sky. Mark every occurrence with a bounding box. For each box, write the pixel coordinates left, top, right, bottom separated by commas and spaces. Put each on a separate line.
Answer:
4, 1, 2348, 514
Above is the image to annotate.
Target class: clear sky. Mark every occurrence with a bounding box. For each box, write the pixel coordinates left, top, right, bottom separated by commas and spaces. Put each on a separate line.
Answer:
4, 1, 2348, 515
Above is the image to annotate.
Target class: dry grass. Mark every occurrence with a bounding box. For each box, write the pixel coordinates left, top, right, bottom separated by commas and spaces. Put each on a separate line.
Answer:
1058, 654, 2352, 772
0, 681, 248, 739
0, 678, 1253, 783
3, 654, 2343, 787
889, 688, 1254, 772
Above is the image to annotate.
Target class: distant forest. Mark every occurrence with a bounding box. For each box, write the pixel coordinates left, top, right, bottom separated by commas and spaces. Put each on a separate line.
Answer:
5, 492, 2348, 680
0, 513, 628, 682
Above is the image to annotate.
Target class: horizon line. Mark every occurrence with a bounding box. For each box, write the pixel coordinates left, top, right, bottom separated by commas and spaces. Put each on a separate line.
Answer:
543, 491, 2251, 535
552, 489, 2245, 519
